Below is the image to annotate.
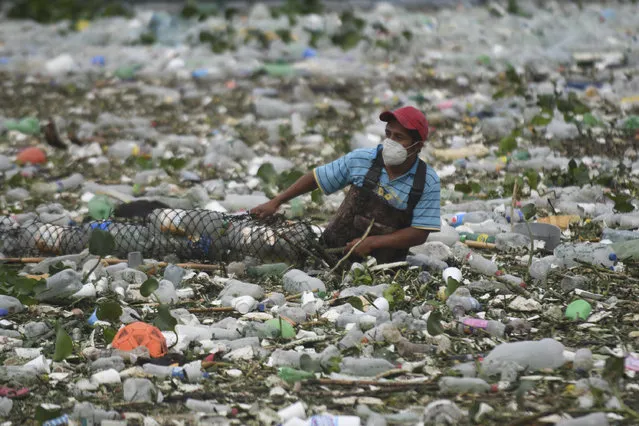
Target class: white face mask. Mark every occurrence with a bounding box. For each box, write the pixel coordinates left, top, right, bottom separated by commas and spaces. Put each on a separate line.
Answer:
382, 138, 419, 166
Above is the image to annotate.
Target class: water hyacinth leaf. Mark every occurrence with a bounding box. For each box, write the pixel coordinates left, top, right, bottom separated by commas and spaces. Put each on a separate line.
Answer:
445, 278, 460, 297
103, 326, 117, 344
53, 326, 73, 362
96, 299, 123, 323
521, 203, 537, 220
140, 277, 159, 298
88, 229, 115, 257
427, 310, 444, 336
154, 304, 177, 331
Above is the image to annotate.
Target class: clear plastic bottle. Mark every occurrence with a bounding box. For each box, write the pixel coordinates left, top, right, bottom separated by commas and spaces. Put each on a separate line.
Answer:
446, 287, 481, 314
406, 253, 448, 271
555, 412, 609, 426
465, 252, 499, 276
553, 243, 617, 269
339, 357, 396, 377
602, 228, 639, 243
283, 269, 326, 293
482, 338, 565, 375
438, 377, 493, 394
574, 348, 594, 372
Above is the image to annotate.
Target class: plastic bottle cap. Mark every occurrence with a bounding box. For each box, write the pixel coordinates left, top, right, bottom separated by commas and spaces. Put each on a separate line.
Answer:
0, 308, 8, 317
609, 253, 617, 261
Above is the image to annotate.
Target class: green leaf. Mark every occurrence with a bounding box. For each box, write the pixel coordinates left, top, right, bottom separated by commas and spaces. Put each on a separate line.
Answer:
537, 94, 556, 112
96, 300, 123, 323
53, 326, 73, 362
277, 169, 304, 191
18, 295, 39, 306
382, 283, 405, 310
140, 277, 159, 298
530, 114, 552, 126
154, 304, 177, 331
426, 310, 444, 336
35, 405, 62, 424
347, 296, 364, 311
498, 135, 518, 154
521, 203, 537, 220
524, 169, 540, 190
103, 326, 117, 344
311, 189, 323, 204
13, 276, 39, 295
88, 229, 115, 257
504, 64, 521, 85
455, 183, 472, 194
160, 157, 187, 170
470, 182, 482, 194
257, 163, 277, 185
606, 193, 635, 213
603, 356, 625, 385
445, 278, 460, 297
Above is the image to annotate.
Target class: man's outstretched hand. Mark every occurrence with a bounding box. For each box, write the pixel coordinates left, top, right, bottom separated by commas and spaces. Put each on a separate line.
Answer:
250, 199, 281, 220
345, 236, 379, 258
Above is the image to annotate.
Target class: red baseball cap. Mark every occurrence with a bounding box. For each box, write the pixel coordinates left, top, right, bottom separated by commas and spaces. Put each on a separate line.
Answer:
379, 106, 429, 141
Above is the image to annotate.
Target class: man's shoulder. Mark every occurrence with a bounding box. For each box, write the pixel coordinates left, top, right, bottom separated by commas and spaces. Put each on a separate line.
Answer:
344, 146, 379, 165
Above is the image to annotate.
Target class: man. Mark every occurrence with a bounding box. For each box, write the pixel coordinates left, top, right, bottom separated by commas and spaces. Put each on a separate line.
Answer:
251, 106, 441, 263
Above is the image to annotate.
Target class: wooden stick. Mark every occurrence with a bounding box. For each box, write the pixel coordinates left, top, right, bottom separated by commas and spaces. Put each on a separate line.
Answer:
313, 378, 435, 387
187, 307, 235, 313
464, 240, 497, 250
329, 219, 375, 275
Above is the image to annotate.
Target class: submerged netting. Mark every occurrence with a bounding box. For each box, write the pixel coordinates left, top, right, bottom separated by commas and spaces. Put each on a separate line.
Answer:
0, 209, 328, 265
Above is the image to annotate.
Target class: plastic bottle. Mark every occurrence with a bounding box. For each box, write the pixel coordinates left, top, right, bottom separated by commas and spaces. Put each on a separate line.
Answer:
277, 367, 315, 383
459, 232, 496, 244
438, 377, 494, 394
555, 412, 609, 426
482, 338, 565, 375
88, 195, 114, 220
495, 233, 531, 252
406, 254, 448, 271
283, 269, 326, 293
553, 243, 617, 269
247, 263, 289, 278
108, 140, 141, 161
601, 228, 639, 243
309, 415, 362, 426
449, 211, 491, 227
0, 295, 25, 314
611, 239, 639, 261
459, 318, 506, 338
574, 348, 594, 372
446, 288, 481, 314
37, 269, 84, 301
339, 357, 396, 377
465, 252, 499, 276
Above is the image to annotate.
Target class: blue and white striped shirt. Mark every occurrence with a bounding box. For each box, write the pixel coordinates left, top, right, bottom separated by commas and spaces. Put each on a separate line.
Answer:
313, 146, 441, 231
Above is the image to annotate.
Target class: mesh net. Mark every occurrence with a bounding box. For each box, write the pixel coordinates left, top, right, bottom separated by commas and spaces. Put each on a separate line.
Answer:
0, 209, 329, 265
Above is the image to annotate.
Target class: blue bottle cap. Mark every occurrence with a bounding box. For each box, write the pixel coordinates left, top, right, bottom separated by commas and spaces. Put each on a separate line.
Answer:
192, 69, 208, 78
88, 309, 98, 326
609, 253, 617, 261
0, 308, 8, 317
302, 47, 317, 58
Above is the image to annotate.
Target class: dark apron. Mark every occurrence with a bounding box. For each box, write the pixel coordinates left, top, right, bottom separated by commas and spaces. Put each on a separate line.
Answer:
321, 150, 427, 264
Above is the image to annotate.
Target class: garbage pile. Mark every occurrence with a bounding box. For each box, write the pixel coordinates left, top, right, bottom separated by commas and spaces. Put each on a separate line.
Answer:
1, 0, 639, 425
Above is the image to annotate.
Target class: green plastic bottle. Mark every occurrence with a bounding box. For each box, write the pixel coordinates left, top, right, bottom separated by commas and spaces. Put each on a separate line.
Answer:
247, 263, 289, 278
88, 195, 114, 220
278, 367, 314, 384
5, 117, 40, 135
565, 299, 592, 321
